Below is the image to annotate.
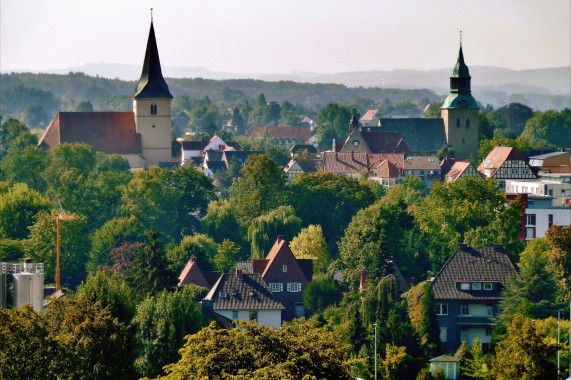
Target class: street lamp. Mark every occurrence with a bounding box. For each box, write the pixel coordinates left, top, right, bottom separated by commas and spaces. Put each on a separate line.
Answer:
373, 322, 377, 380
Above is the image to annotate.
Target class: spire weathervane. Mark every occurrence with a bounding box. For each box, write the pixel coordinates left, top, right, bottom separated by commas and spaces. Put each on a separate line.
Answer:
151, 8, 153, 21
460, 30, 462, 47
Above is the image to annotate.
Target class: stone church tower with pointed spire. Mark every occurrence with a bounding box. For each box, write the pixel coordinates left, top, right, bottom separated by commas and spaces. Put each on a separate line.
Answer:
440, 45, 479, 160
132, 21, 173, 167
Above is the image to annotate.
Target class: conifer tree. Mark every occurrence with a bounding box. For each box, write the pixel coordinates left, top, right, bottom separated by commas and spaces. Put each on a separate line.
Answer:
419, 282, 440, 356
131, 228, 176, 297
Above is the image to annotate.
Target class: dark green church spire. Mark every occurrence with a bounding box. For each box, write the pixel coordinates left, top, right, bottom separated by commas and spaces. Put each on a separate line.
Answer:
442, 39, 478, 109
133, 21, 173, 99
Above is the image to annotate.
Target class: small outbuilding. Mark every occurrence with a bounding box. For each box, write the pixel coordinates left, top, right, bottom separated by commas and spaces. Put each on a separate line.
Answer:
430, 355, 461, 380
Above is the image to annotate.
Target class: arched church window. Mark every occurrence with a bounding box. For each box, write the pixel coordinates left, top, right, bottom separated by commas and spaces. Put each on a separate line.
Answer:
150, 104, 157, 115
466, 119, 470, 128
456, 118, 461, 128
462, 138, 465, 144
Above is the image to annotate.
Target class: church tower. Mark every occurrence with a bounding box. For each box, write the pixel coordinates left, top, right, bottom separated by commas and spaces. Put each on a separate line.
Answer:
132, 20, 173, 167
441, 42, 479, 160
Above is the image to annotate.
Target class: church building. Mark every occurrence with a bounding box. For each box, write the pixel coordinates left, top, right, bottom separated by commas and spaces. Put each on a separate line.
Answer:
39, 21, 173, 169
341, 44, 480, 160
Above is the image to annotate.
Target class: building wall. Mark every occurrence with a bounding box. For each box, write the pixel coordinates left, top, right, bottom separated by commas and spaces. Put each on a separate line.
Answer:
441, 108, 479, 160
524, 207, 571, 239
133, 98, 172, 167
216, 309, 282, 328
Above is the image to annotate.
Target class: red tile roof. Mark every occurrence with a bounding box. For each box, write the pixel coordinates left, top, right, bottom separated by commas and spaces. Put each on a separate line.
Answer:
39, 112, 142, 154
246, 126, 314, 143
539, 166, 571, 173
323, 152, 405, 175
360, 110, 379, 122
361, 131, 411, 154
377, 160, 400, 178
178, 257, 220, 288
444, 161, 481, 181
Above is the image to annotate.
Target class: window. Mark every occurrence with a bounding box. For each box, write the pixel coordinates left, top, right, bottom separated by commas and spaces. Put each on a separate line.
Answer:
287, 282, 301, 292
548, 214, 553, 227
460, 283, 470, 290
150, 104, 157, 115
466, 118, 470, 128
270, 283, 283, 293
462, 138, 465, 144
440, 327, 448, 342
485, 327, 493, 336
219, 292, 226, 299
232, 310, 238, 320
456, 118, 461, 128
282, 265, 287, 273
461, 304, 469, 315
483, 283, 492, 291
435, 303, 448, 315
249, 310, 258, 321
526, 214, 536, 226
526, 227, 536, 239
487, 306, 493, 316
472, 283, 481, 290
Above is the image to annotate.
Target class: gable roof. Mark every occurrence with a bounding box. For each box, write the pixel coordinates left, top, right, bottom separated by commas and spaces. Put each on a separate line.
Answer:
261, 236, 309, 281
181, 140, 209, 151
477, 146, 529, 177
178, 257, 220, 288
204, 160, 228, 173
376, 160, 401, 178
204, 272, 284, 311
377, 118, 447, 153
443, 160, 481, 181
132, 21, 173, 99
246, 126, 314, 143
39, 112, 142, 154
323, 152, 405, 175
432, 244, 519, 300
290, 144, 318, 155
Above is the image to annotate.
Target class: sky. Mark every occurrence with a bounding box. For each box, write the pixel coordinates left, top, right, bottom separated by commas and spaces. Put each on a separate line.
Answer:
1, 0, 570, 75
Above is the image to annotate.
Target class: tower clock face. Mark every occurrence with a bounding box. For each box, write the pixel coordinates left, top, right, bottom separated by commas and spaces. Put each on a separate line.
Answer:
459, 100, 467, 108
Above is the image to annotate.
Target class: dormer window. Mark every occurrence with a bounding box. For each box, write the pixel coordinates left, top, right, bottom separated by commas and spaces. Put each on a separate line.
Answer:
150, 104, 157, 115
484, 283, 493, 290
460, 282, 470, 290
472, 283, 481, 290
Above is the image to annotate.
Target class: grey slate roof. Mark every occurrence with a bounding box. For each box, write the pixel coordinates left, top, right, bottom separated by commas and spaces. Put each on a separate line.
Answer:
205, 160, 228, 173
432, 244, 519, 300
204, 273, 284, 311
377, 118, 447, 153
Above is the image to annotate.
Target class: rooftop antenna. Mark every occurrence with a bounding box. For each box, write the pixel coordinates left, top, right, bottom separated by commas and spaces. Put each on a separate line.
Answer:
460, 30, 462, 47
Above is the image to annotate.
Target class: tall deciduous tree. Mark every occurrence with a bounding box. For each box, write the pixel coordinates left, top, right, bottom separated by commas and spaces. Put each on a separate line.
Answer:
522, 108, 571, 148
200, 200, 242, 244
316, 103, 352, 150
545, 225, 571, 302
419, 282, 440, 356
213, 239, 241, 272
229, 154, 287, 223
288, 171, 376, 249
167, 233, 218, 274
247, 205, 302, 259
132, 287, 203, 378
290, 224, 330, 272
0, 145, 48, 191
0, 183, 51, 240
412, 177, 524, 270
491, 314, 558, 380
121, 166, 216, 241
162, 320, 352, 379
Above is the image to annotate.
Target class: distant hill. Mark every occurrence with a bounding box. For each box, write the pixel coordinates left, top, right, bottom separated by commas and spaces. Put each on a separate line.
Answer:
5, 63, 569, 96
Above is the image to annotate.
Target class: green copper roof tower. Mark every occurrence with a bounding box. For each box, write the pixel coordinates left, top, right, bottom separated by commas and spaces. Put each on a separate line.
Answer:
133, 21, 173, 99
442, 44, 478, 109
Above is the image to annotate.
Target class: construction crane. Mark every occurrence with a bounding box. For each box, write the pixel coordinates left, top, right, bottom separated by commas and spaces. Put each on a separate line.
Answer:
55, 202, 75, 292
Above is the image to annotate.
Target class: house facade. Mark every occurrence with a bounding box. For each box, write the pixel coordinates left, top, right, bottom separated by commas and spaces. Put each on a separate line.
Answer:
522, 195, 571, 240
477, 146, 538, 189
431, 244, 519, 353
251, 236, 313, 321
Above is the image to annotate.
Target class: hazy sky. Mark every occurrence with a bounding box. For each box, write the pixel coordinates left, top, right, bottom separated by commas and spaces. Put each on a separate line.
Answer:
1, 0, 570, 75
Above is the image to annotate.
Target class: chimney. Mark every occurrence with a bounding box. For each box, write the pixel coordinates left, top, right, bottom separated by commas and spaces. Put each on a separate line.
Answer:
359, 270, 370, 292
236, 268, 242, 280
190, 255, 197, 264
332, 138, 336, 152
277, 235, 286, 243
459, 242, 468, 250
